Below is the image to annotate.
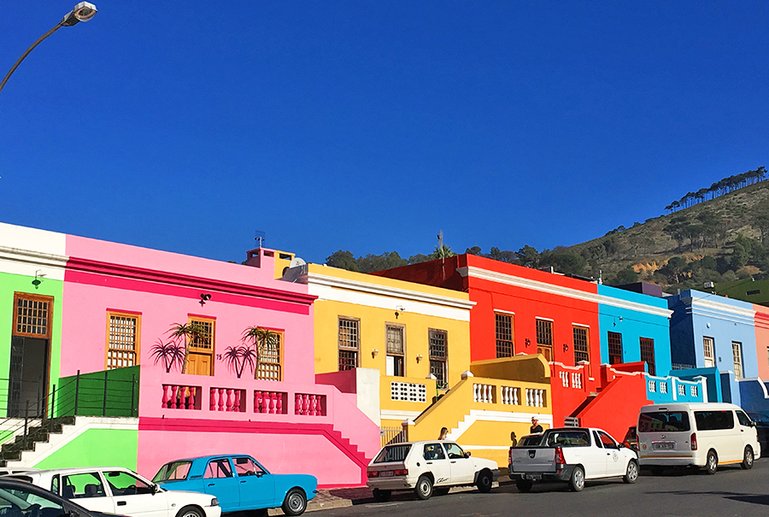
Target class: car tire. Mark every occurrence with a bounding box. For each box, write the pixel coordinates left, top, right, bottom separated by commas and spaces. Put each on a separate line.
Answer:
434, 487, 450, 496
515, 480, 533, 493
704, 450, 718, 475
282, 488, 307, 516
569, 466, 585, 492
623, 460, 639, 484
741, 446, 754, 470
372, 488, 392, 502
176, 506, 204, 517
476, 469, 493, 493
415, 475, 433, 500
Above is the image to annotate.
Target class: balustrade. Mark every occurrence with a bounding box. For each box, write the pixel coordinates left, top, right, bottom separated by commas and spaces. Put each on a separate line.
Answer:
253, 390, 288, 414
473, 383, 496, 403
210, 388, 246, 412
525, 388, 546, 407
295, 393, 327, 416
161, 384, 201, 410
559, 371, 569, 387
500, 386, 520, 405
571, 373, 583, 389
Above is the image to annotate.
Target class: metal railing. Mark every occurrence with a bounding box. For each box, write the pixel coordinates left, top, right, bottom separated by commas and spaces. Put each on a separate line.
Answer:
0, 366, 139, 448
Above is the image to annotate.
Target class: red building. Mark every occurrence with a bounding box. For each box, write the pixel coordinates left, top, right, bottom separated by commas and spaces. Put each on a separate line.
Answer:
377, 254, 649, 437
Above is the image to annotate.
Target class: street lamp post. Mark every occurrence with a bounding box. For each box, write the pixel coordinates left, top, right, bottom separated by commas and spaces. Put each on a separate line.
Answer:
0, 2, 97, 95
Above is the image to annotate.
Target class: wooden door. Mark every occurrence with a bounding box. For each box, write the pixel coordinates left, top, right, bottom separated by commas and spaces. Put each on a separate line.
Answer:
186, 353, 212, 376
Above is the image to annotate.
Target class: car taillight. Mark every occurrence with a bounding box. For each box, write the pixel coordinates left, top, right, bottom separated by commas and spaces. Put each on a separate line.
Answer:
367, 470, 379, 478
393, 469, 408, 476
690, 432, 697, 451
555, 446, 566, 466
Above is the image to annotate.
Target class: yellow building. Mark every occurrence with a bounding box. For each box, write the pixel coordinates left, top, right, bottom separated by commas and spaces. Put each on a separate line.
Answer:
303, 263, 473, 431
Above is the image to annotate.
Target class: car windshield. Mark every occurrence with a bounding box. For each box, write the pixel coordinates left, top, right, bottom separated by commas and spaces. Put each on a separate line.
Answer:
153, 461, 193, 483
638, 411, 691, 432
373, 445, 411, 463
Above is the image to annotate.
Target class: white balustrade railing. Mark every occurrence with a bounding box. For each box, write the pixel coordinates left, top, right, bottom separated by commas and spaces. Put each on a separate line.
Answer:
501, 386, 520, 405
571, 373, 583, 389
473, 383, 496, 403
559, 371, 569, 387
525, 388, 546, 407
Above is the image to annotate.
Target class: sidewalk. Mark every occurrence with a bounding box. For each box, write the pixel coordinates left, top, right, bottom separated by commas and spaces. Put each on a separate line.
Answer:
268, 482, 506, 515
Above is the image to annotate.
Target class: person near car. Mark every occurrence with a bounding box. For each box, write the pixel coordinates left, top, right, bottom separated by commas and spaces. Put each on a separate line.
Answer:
510, 431, 518, 448
530, 417, 543, 434
438, 427, 449, 440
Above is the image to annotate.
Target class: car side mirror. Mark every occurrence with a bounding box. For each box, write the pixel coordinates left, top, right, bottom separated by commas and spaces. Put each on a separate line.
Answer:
464, 452, 471, 458
151, 484, 161, 495
256, 471, 264, 478
618, 442, 625, 449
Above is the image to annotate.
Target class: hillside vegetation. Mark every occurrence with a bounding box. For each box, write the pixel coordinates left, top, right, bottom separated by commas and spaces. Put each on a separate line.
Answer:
326, 168, 769, 291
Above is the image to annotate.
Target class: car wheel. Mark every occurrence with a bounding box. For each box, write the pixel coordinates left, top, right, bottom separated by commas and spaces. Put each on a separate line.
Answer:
705, 450, 718, 475
282, 488, 308, 516
515, 480, 533, 493
434, 487, 450, 496
741, 446, 754, 470
176, 506, 204, 517
415, 475, 433, 500
623, 460, 639, 484
476, 469, 493, 493
569, 466, 585, 492
372, 488, 392, 502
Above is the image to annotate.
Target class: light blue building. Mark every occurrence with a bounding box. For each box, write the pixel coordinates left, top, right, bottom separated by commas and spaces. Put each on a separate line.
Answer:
667, 289, 758, 406
597, 284, 702, 403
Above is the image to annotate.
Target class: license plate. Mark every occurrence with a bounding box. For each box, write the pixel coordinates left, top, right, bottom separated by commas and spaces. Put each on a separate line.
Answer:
652, 442, 675, 450
380, 471, 394, 477
524, 474, 542, 480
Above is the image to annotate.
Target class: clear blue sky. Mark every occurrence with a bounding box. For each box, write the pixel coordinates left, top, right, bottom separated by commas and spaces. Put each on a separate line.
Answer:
2, 2, 768, 264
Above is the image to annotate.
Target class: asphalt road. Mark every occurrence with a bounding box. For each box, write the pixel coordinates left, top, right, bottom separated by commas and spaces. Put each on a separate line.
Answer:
319, 461, 769, 517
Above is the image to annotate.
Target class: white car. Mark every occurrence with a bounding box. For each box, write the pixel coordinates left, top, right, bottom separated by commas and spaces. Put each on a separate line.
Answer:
509, 427, 639, 492
367, 441, 499, 501
10, 467, 221, 517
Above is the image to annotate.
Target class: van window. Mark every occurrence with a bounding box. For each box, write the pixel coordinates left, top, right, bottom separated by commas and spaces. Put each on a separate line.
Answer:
736, 410, 753, 427
638, 411, 690, 432
694, 410, 734, 431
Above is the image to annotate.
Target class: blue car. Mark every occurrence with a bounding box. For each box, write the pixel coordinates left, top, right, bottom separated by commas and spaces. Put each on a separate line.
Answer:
153, 454, 317, 516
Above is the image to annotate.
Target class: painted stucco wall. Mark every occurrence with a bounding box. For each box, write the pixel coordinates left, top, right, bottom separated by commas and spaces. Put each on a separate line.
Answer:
754, 305, 769, 380
34, 428, 138, 470
668, 290, 758, 393
0, 223, 68, 411
597, 285, 672, 377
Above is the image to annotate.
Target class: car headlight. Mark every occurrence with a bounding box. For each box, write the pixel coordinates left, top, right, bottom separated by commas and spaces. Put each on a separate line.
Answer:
211, 498, 219, 507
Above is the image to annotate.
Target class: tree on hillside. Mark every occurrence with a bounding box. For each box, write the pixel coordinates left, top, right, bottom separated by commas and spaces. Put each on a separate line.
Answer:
357, 252, 407, 273
515, 245, 540, 268
488, 247, 518, 263
326, 250, 359, 271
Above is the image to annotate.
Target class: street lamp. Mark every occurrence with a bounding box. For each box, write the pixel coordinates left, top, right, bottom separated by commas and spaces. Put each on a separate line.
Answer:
0, 2, 98, 95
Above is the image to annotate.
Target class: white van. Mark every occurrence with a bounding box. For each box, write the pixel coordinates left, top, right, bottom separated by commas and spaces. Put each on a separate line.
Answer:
637, 402, 760, 474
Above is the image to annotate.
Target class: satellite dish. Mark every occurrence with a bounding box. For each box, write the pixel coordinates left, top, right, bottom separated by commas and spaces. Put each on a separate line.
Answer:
289, 257, 307, 268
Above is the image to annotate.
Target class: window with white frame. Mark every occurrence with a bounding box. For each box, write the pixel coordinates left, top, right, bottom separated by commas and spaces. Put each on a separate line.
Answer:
536, 318, 553, 361
732, 341, 744, 380
703, 336, 715, 368
573, 326, 589, 364
495, 313, 514, 358
640, 337, 656, 376
386, 325, 405, 377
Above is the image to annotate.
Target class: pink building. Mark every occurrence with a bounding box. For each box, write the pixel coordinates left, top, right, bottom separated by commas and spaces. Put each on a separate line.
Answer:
61, 235, 378, 487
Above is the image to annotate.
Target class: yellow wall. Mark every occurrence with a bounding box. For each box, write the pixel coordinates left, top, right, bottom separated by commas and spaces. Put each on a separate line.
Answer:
309, 264, 472, 415
469, 355, 551, 384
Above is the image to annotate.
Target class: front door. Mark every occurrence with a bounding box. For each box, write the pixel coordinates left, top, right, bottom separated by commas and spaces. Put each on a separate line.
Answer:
443, 443, 475, 484
8, 293, 53, 418
232, 456, 275, 508
422, 443, 451, 486
103, 470, 166, 517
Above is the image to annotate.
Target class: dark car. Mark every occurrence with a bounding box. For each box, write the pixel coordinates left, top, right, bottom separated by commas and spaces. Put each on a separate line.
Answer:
623, 426, 639, 453
0, 477, 114, 517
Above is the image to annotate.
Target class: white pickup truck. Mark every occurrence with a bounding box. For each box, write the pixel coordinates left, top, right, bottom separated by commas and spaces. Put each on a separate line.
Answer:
509, 427, 639, 492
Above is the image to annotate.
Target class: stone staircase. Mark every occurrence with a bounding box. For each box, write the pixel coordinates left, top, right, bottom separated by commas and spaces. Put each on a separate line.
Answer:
0, 416, 76, 467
